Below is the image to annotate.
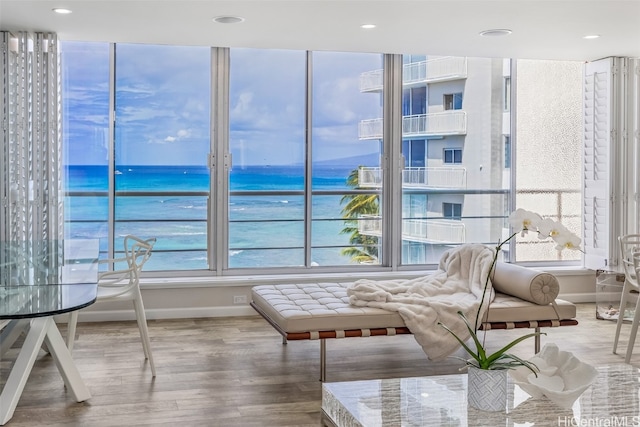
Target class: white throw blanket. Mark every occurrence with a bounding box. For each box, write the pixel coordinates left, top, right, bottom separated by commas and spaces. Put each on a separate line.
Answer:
347, 244, 495, 360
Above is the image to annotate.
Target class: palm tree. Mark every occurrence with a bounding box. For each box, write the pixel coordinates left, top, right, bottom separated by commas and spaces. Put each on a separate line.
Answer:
340, 167, 380, 263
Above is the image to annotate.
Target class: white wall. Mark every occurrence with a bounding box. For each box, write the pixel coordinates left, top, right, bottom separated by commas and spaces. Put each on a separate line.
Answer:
69, 269, 597, 323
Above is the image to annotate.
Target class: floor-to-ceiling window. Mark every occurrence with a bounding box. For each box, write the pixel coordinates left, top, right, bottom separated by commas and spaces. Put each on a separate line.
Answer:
398, 56, 505, 265
513, 59, 582, 263
228, 48, 306, 269
311, 51, 383, 266
113, 44, 211, 271
62, 42, 211, 271
61, 42, 110, 259
62, 43, 584, 276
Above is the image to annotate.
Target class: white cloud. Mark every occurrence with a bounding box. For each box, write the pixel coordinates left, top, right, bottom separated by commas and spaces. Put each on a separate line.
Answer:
153, 129, 193, 145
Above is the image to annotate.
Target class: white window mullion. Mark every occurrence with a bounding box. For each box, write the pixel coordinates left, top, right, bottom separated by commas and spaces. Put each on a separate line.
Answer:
382, 54, 403, 268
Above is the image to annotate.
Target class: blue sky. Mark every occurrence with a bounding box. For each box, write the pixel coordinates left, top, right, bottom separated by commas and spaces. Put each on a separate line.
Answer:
61, 42, 382, 166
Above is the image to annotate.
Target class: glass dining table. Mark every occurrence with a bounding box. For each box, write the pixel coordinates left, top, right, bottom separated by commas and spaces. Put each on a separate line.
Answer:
0, 239, 99, 425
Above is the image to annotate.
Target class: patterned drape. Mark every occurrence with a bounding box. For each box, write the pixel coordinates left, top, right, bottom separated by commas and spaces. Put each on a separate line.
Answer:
1, 31, 63, 280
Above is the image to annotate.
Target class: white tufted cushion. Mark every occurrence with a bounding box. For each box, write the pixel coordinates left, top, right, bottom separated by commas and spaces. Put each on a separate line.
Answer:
251, 282, 576, 334
251, 283, 405, 333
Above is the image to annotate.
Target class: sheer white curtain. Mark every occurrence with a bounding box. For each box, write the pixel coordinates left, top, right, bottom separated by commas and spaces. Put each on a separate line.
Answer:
1, 31, 63, 274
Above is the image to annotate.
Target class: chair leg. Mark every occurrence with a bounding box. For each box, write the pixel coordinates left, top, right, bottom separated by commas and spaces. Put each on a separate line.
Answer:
133, 291, 156, 376
613, 283, 631, 354
625, 294, 640, 363
67, 311, 78, 354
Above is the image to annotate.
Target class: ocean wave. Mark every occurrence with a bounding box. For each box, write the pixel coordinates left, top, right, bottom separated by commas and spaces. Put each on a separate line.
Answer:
229, 250, 244, 256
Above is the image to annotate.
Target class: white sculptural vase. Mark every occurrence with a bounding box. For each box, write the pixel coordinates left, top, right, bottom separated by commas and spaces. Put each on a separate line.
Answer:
467, 366, 508, 412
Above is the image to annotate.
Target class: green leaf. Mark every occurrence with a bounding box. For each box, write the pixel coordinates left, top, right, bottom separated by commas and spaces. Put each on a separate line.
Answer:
484, 332, 546, 366
437, 322, 482, 366
456, 311, 487, 362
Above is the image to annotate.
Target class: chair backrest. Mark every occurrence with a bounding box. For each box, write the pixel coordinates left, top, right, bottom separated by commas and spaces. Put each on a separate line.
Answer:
98, 235, 156, 290
619, 234, 640, 285
124, 235, 156, 279
634, 252, 640, 281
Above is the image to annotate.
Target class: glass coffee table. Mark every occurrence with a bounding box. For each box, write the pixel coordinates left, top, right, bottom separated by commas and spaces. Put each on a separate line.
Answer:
322, 364, 639, 426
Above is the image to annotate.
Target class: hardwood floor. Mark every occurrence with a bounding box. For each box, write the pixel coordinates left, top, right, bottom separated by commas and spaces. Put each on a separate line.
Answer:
1, 303, 638, 426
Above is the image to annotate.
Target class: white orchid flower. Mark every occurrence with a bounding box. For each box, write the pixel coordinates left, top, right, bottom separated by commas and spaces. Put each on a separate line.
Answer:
552, 230, 582, 251
536, 218, 568, 240
508, 209, 543, 237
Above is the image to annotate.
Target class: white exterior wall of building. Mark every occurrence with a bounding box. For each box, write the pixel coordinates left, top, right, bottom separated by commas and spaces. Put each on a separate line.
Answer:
419, 57, 506, 246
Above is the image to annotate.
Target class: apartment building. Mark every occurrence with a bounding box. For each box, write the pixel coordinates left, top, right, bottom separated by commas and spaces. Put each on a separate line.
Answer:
356, 56, 512, 264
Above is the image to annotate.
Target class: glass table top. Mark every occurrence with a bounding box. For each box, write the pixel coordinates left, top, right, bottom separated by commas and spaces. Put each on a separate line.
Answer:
0, 239, 99, 319
322, 364, 640, 427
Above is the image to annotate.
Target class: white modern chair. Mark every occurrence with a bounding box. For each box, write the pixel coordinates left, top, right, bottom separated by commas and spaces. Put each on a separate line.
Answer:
67, 235, 157, 376
613, 234, 640, 363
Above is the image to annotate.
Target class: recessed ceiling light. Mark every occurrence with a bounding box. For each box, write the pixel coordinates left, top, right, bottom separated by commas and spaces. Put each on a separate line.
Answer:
479, 29, 512, 37
583, 34, 600, 39
212, 16, 245, 24
361, 24, 376, 29
52, 8, 72, 14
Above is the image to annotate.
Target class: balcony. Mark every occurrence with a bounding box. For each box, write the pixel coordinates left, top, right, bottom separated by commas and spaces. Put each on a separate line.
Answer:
358, 167, 467, 189
360, 56, 468, 93
358, 167, 383, 188
358, 214, 466, 244
402, 218, 466, 244
359, 111, 467, 140
403, 167, 466, 188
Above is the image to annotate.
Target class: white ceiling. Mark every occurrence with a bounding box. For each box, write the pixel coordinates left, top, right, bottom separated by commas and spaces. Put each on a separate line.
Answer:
1, 0, 639, 61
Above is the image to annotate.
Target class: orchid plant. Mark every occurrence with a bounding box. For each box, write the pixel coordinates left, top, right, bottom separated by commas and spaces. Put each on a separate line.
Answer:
439, 208, 582, 373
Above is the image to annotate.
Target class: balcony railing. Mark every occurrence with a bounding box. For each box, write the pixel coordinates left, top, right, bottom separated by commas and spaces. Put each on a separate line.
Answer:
360, 56, 468, 92
403, 167, 467, 188
402, 218, 466, 244
358, 214, 382, 236
358, 167, 383, 188
358, 167, 467, 189
359, 111, 467, 140
359, 69, 384, 93
358, 215, 466, 244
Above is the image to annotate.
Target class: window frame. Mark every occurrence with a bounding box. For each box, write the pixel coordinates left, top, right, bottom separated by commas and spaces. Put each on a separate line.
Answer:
61, 46, 596, 279
443, 148, 463, 164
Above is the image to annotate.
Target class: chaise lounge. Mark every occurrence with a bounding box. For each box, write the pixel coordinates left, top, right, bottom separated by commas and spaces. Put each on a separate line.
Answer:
251, 262, 578, 381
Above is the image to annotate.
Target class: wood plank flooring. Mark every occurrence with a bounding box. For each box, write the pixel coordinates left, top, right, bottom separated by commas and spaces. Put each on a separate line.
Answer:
1, 303, 638, 426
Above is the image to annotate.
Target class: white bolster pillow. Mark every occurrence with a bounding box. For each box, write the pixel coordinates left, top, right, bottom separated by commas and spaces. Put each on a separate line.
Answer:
491, 262, 559, 305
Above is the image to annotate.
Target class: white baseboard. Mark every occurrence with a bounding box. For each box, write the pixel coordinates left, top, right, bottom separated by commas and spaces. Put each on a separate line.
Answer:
58, 305, 257, 323
558, 292, 596, 303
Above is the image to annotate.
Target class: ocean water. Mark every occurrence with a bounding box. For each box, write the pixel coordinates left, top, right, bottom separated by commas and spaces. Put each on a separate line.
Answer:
64, 165, 371, 270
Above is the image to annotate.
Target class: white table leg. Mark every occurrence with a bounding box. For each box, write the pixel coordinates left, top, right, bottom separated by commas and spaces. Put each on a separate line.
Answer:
0, 317, 48, 425
0, 319, 30, 357
0, 316, 91, 426
43, 317, 91, 402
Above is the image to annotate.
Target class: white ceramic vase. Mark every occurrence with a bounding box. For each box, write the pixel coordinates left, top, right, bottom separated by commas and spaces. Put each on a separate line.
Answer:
467, 366, 508, 412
